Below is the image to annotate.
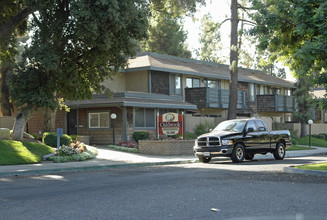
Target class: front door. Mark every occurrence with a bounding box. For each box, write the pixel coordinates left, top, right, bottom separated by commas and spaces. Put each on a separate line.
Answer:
67, 109, 77, 135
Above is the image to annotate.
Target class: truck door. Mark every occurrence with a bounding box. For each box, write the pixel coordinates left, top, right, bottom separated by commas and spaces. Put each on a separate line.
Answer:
254, 120, 271, 152
243, 120, 261, 153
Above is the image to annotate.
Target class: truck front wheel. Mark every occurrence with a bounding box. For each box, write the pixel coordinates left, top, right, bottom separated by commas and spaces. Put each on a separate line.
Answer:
198, 156, 211, 163
273, 142, 285, 160
231, 144, 245, 163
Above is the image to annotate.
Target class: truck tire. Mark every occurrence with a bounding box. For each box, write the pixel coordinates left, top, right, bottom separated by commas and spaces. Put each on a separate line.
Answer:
198, 156, 211, 163
273, 142, 285, 160
245, 153, 255, 161
231, 144, 245, 163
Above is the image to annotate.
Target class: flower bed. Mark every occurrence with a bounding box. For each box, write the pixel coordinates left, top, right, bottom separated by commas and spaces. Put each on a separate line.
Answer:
49, 141, 98, 163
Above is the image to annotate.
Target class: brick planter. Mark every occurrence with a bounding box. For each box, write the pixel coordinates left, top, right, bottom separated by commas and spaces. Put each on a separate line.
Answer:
138, 140, 195, 155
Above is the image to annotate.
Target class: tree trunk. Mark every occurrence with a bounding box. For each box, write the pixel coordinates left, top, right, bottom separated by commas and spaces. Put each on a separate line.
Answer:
0, 63, 14, 116
227, 0, 239, 120
43, 107, 57, 132
300, 121, 307, 137
0, 7, 34, 41
12, 110, 33, 141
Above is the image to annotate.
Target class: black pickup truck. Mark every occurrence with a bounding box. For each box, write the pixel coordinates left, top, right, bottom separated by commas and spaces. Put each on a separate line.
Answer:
193, 118, 291, 163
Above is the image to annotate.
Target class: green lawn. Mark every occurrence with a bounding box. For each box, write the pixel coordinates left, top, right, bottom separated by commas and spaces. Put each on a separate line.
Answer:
296, 136, 327, 148
0, 140, 54, 165
295, 163, 327, 171
287, 145, 315, 151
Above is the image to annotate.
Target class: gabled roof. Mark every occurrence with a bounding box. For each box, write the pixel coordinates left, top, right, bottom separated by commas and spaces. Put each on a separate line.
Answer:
126, 52, 296, 88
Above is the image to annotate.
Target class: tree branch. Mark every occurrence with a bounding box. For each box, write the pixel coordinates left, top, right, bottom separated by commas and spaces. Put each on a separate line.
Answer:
237, 4, 255, 11
0, 7, 35, 42
219, 18, 231, 26
239, 19, 257, 26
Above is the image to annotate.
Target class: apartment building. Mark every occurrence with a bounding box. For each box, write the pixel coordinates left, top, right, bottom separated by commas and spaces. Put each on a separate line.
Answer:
26, 52, 296, 144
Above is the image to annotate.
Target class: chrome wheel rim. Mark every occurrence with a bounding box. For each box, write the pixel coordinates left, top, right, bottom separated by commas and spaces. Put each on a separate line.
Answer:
278, 146, 285, 157
236, 147, 244, 160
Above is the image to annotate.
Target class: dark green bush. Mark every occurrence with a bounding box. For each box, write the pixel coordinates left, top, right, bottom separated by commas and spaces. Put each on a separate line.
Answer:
42, 132, 72, 147
133, 131, 150, 142
194, 121, 214, 136
312, 134, 325, 140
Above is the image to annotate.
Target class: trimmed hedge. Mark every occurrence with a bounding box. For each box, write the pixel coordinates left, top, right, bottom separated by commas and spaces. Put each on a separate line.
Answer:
42, 132, 72, 147
133, 131, 150, 142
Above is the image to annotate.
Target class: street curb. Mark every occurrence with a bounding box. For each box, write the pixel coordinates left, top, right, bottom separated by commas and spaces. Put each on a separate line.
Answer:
0, 159, 197, 178
283, 166, 327, 177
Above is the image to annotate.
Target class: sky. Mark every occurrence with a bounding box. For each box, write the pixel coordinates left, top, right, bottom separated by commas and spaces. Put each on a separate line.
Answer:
183, 0, 296, 82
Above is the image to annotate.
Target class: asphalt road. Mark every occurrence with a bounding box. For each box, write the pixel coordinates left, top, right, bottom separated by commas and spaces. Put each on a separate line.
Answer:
0, 156, 327, 220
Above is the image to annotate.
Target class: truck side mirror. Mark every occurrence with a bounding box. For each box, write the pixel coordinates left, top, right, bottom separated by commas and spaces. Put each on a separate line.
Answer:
247, 127, 254, 133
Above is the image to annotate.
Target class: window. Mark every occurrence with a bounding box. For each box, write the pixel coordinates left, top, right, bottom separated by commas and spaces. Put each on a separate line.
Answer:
256, 85, 264, 95
170, 74, 181, 95
88, 112, 109, 128
186, 77, 200, 88
135, 108, 155, 128
272, 88, 281, 95
285, 89, 291, 96
245, 120, 257, 132
204, 79, 220, 88
248, 83, 255, 101
254, 120, 266, 131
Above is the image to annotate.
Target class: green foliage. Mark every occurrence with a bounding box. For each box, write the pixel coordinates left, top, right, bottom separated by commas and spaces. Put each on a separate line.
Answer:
133, 131, 150, 142
296, 136, 327, 148
151, 0, 205, 16
106, 145, 140, 153
295, 162, 327, 171
193, 121, 214, 136
9, 0, 149, 113
141, 7, 191, 58
0, 140, 54, 165
185, 132, 198, 140
287, 145, 314, 151
249, 0, 327, 126
196, 13, 224, 63
42, 132, 72, 147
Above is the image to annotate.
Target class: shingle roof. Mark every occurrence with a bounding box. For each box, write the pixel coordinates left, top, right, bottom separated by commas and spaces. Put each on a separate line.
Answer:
66, 93, 197, 110
126, 52, 295, 88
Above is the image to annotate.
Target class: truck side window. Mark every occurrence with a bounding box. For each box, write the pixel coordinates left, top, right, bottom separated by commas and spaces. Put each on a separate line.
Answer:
255, 120, 266, 131
245, 121, 257, 132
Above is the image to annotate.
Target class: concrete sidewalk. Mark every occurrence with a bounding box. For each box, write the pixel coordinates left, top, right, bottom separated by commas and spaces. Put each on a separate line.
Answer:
1, 146, 327, 178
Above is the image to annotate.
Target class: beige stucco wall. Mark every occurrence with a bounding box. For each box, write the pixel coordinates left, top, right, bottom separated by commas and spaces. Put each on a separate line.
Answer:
125, 71, 148, 92
101, 73, 126, 92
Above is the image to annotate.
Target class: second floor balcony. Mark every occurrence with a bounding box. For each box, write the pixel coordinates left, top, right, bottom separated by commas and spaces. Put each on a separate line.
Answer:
185, 88, 296, 113
256, 95, 296, 113
185, 87, 246, 110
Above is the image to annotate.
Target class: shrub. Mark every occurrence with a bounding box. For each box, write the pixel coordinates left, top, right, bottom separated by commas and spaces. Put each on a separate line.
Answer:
42, 132, 72, 147
194, 121, 214, 136
313, 134, 326, 140
185, 132, 197, 140
133, 131, 150, 142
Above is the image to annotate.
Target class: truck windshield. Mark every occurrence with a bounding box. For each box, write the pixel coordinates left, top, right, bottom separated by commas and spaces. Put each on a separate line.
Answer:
213, 120, 246, 133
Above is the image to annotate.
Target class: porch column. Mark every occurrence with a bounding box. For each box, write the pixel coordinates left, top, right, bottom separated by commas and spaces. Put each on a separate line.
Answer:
123, 107, 127, 141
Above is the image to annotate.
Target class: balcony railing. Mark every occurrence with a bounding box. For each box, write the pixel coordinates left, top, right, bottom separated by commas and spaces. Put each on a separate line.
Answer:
185, 87, 246, 109
256, 95, 296, 112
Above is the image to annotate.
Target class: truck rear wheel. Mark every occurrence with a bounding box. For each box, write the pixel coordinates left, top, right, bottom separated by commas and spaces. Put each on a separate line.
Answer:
231, 144, 245, 163
198, 156, 211, 163
273, 142, 285, 160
